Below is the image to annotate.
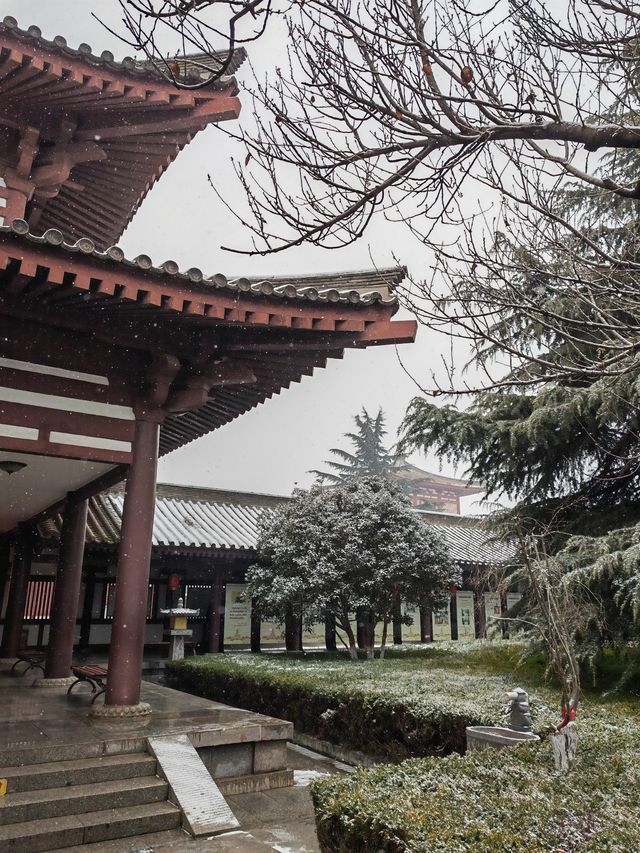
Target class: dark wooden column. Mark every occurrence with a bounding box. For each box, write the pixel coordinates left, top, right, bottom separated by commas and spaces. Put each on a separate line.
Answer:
79, 572, 96, 650
250, 601, 261, 653
420, 607, 432, 642
0, 536, 11, 615
0, 526, 33, 658
325, 614, 337, 652
44, 497, 88, 679
285, 610, 301, 651
207, 572, 224, 653
103, 418, 159, 709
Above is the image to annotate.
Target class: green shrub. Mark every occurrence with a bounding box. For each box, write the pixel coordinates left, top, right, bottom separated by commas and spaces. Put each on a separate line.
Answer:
311, 709, 640, 852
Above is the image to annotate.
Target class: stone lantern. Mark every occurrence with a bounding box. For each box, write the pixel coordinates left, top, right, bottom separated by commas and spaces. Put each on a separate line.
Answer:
160, 597, 199, 660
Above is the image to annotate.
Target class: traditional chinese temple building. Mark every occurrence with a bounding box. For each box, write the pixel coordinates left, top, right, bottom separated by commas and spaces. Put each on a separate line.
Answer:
0, 15, 416, 720
392, 458, 484, 513
23, 482, 511, 655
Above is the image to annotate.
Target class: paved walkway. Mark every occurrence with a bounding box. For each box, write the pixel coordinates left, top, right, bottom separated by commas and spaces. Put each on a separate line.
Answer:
0, 670, 291, 764
0, 668, 349, 851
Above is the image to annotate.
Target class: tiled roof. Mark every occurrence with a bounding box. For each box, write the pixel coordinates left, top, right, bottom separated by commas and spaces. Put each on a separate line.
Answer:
39, 484, 514, 565
393, 459, 484, 492
0, 20, 245, 248
2, 220, 401, 307
0, 16, 246, 85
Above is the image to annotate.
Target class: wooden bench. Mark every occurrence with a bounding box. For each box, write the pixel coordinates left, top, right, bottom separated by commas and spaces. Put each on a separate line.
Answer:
10, 650, 46, 676
67, 665, 108, 704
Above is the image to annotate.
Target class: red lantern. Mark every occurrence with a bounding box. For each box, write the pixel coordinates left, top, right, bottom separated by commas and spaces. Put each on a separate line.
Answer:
168, 573, 180, 591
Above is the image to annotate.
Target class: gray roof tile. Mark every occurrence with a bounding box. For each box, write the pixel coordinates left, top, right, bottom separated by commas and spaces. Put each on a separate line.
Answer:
39, 484, 513, 565
0, 16, 246, 85
1, 220, 403, 308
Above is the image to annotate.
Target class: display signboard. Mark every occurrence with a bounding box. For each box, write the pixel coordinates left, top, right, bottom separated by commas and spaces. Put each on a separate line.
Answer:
402, 601, 422, 642
455, 590, 476, 640
223, 583, 251, 646
483, 591, 502, 635
506, 592, 523, 611
260, 619, 286, 646
432, 602, 452, 641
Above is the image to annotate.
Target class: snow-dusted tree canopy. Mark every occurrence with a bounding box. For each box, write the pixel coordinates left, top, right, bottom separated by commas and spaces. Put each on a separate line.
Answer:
247, 476, 456, 657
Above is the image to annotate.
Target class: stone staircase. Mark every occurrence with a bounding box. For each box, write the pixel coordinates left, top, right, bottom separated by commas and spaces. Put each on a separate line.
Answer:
0, 752, 181, 852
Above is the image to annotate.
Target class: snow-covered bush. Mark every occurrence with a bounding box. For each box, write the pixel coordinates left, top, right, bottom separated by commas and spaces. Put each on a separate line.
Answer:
167, 646, 552, 760
312, 704, 640, 852
247, 476, 457, 658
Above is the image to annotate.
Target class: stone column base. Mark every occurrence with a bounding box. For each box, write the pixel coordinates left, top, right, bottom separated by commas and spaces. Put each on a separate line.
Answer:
88, 702, 152, 718
33, 676, 76, 688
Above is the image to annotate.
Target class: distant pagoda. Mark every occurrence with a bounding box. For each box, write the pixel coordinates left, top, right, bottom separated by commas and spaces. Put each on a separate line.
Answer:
392, 458, 484, 514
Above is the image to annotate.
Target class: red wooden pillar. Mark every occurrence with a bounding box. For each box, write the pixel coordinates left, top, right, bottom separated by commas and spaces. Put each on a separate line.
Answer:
100, 418, 159, 712
43, 496, 88, 681
207, 573, 224, 653
250, 602, 261, 653
0, 537, 10, 618
420, 606, 432, 642
285, 610, 301, 652
0, 527, 33, 659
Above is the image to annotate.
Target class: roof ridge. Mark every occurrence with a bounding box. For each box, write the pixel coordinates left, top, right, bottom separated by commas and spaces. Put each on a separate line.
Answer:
0, 220, 399, 308
0, 16, 247, 84
155, 482, 291, 503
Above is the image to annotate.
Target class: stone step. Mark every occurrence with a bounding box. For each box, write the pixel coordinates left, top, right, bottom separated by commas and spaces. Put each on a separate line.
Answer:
0, 736, 148, 768
59, 828, 192, 852
0, 801, 181, 853
0, 753, 157, 794
0, 775, 168, 826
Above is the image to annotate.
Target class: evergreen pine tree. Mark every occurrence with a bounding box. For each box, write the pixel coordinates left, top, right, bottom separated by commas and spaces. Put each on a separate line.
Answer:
312, 407, 396, 483
400, 64, 640, 665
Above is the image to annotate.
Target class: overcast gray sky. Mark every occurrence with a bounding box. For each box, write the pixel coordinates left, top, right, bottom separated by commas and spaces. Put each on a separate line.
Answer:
3, 0, 486, 512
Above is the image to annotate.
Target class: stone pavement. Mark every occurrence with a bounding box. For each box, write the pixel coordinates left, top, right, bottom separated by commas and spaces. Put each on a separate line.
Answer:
0, 668, 350, 852
62, 743, 350, 852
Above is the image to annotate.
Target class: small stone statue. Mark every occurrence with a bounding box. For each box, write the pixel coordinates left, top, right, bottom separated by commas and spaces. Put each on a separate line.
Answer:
504, 687, 533, 732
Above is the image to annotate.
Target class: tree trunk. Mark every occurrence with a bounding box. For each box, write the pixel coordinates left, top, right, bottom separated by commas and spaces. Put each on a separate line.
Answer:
325, 614, 337, 651
551, 722, 578, 770
356, 607, 366, 650
392, 592, 402, 645
337, 612, 358, 661
364, 611, 375, 660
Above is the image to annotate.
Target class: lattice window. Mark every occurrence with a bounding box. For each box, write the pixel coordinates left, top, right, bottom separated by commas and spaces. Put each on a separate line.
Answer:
23, 580, 55, 620
102, 582, 156, 620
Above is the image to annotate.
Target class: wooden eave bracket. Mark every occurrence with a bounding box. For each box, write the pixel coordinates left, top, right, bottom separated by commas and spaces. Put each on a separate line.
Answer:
164, 361, 257, 414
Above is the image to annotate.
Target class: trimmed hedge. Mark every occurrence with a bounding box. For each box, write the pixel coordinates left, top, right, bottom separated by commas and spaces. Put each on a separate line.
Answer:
165, 646, 546, 760
167, 646, 640, 850
311, 707, 640, 851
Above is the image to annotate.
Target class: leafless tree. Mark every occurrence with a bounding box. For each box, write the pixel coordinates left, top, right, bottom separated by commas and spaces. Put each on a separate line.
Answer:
205, 0, 640, 389
492, 526, 588, 767
95, 1, 274, 87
